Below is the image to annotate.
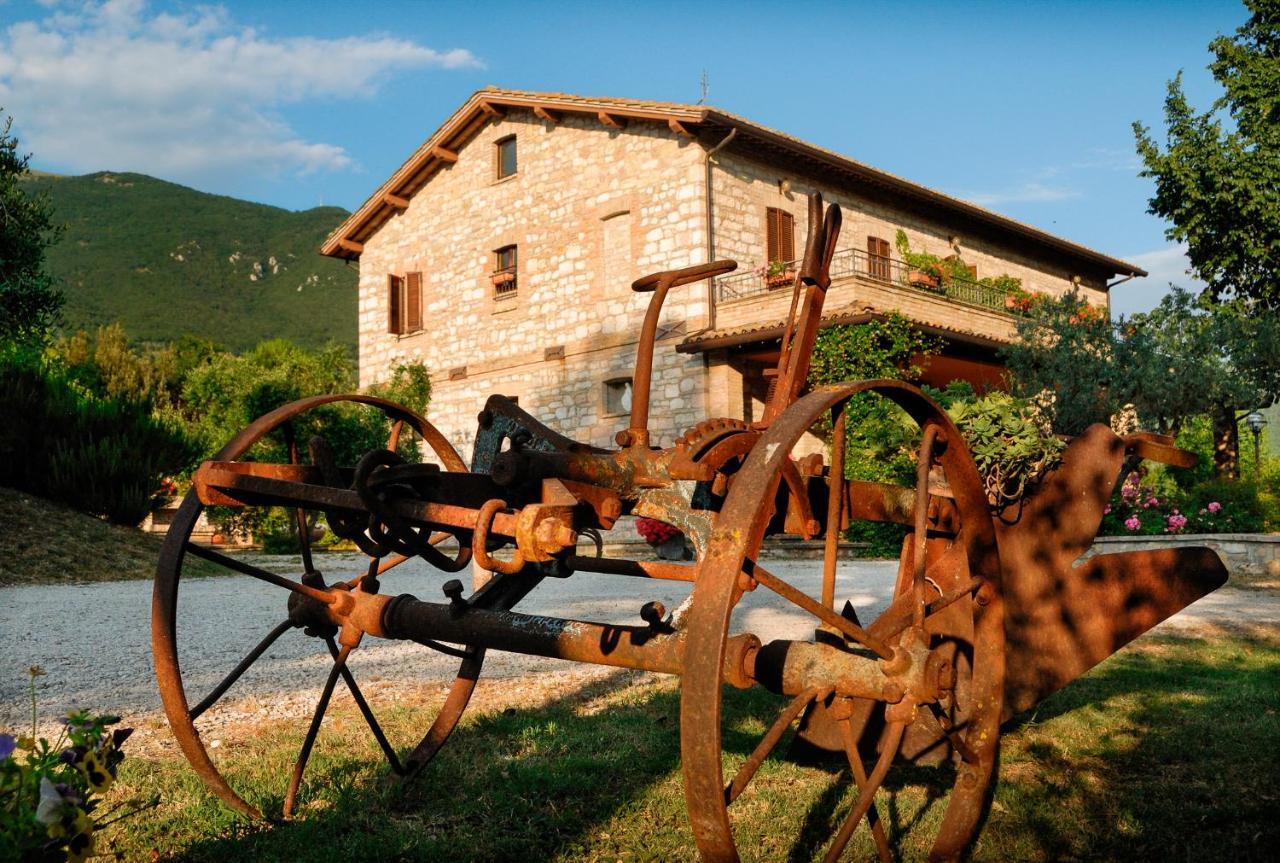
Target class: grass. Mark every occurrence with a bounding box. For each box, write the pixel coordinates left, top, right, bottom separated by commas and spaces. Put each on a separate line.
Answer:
0, 486, 220, 585
98, 635, 1279, 862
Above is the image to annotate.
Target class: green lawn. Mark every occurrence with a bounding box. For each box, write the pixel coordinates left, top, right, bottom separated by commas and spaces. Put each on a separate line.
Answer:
102, 635, 1279, 862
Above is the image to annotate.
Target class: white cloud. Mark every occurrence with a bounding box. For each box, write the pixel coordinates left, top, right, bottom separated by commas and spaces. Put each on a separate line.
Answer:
0, 1, 481, 183
1110, 244, 1205, 317
967, 182, 1082, 206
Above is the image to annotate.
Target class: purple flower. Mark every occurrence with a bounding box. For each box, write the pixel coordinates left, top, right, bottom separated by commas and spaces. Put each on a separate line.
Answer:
1144, 496, 1160, 509
1208, 501, 1222, 514
0, 733, 14, 761
1124, 515, 1142, 531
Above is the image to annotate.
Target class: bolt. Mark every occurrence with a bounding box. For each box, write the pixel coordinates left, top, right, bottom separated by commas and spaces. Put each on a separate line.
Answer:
640, 601, 667, 628
442, 579, 467, 615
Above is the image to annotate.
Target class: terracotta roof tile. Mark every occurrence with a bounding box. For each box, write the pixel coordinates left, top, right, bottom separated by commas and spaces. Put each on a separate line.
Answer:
322, 88, 1144, 279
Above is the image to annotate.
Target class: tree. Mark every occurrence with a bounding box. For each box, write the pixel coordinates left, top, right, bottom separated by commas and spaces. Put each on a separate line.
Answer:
1125, 287, 1280, 477
0, 111, 63, 345
1002, 287, 1280, 478
1000, 292, 1125, 437
1133, 1, 1280, 308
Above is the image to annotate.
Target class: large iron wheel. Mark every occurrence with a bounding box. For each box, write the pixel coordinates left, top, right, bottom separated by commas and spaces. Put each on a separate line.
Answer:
152, 394, 482, 819
680, 381, 1005, 862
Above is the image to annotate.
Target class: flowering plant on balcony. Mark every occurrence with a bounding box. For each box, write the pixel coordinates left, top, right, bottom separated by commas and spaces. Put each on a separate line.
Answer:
754, 259, 794, 288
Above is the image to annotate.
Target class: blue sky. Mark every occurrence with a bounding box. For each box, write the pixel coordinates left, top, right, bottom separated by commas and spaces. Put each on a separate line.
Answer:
0, 0, 1248, 314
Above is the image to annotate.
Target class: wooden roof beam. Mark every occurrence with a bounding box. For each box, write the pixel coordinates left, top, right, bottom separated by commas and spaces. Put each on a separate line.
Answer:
432, 146, 458, 163
337, 238, 364, 254
478, 101, 506, 119
533, 105, 560, 124
598, 111, 625, 130
668, 118, 694, 138
383, 193, 409, 210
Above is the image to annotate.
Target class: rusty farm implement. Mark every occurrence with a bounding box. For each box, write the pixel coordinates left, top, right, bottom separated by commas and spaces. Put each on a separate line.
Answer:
153, 194, 1227, 861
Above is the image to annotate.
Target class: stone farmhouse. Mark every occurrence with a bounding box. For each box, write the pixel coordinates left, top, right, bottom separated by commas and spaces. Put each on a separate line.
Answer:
321, 88, 1145, 456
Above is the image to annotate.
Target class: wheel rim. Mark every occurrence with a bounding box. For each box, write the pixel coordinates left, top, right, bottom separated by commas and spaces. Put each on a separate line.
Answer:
152, 394, 483, 819
680, 381, 1005, 862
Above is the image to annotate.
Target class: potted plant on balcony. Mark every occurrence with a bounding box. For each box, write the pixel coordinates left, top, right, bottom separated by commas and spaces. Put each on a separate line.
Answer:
490, 269, 516, 287
756, 259, 795, 289
895, 230, 945, 292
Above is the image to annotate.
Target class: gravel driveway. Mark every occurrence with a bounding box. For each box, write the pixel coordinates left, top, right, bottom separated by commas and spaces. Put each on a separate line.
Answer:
1, 552, 1274, 730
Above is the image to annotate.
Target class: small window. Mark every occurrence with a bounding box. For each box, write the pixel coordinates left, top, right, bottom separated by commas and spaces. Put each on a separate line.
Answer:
387, 272, 424, 335
496, 135, 517, 179
603, 378, 633, 417
867, 236, 891, 281
492, 245, 517, 299
765, 207, 795, 265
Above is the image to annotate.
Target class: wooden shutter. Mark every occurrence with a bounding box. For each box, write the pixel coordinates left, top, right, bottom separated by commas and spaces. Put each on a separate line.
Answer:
388, 274, 403, 334
405, 272, 422, 332
867, 236, 890, 280
765, 207, 794, 263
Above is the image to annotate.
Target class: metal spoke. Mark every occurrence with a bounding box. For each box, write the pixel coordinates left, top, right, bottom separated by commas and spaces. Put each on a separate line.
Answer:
839, 714, 892, 863
189, 619, 294, 720
324, 638, 403, 775
283, 643, 349, 818
184, 542, 334, 606
745, 559, 894, 660
822, 402, 847, 611
822, 721, 906, 863
725, 687, 829, 805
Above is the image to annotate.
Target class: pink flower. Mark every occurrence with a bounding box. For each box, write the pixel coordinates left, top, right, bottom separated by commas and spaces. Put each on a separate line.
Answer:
1144, 496, 1160, 509
1124, 515, 1142, 531
1103, 504, 1112, 515
1166, 511, 1187, 533
1207, 501, 1222, 514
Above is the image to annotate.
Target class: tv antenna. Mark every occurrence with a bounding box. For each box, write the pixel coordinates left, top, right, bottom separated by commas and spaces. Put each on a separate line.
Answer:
698, 70, 709, 104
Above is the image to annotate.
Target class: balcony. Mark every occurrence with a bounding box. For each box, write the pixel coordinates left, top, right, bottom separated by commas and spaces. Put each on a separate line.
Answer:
716, 246, 1019, 314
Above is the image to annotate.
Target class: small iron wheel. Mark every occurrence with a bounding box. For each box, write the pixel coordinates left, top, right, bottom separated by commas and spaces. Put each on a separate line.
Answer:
680, 381, 1005, 862
152, 394, 482, 820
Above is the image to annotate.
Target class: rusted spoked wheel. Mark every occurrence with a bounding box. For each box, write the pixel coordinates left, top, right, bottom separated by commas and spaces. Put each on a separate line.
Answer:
681, 381, 1005, 863
152, 394, 481, 820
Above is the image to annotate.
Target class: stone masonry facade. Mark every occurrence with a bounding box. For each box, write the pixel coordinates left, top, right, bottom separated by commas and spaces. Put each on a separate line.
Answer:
344, 93, 1134, 464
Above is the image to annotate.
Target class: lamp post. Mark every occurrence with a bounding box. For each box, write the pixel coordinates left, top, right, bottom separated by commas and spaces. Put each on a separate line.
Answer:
1244, 410, 1267, 477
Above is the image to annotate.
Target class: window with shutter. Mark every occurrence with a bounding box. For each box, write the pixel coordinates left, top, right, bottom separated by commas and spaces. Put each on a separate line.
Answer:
765, 207, 794, 264
867, 236, 891, 281
387, 274, 403, 334
405, 272, 423, 332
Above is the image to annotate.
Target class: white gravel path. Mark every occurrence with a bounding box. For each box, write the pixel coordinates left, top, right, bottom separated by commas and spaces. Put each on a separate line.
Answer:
0, 553, 1274, 730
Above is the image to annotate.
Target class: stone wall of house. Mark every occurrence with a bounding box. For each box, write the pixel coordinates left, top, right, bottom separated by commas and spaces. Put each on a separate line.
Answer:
356, 109, 711, 456
708, 150, 1109, 313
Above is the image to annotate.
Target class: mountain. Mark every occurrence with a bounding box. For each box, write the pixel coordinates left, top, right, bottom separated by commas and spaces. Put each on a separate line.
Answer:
23, 171, 357, 352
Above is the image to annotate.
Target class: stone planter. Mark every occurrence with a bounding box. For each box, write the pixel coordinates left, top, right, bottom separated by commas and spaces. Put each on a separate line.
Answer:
1088, 533, 1280, 577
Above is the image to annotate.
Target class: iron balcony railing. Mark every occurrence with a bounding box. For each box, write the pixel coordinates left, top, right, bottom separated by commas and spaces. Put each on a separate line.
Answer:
715, 247, 1019, 314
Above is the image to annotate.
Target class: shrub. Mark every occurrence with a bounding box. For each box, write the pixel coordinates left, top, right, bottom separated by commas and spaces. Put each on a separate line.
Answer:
0, 348, 195, 525
942, 389, 1065, 508
1099, 468, 1266, 535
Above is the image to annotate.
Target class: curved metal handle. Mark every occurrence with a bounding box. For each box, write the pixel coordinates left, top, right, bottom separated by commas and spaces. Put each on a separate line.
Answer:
631, 260, 738, 293
623, 260, 739, 447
